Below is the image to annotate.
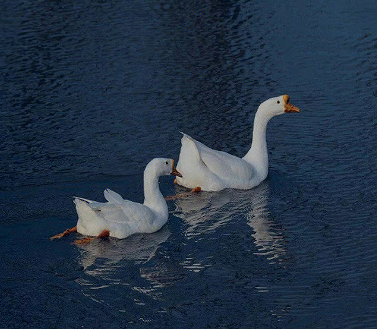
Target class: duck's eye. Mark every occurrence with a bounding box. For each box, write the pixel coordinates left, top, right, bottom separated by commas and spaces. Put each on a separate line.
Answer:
277, 100, 280, 104
165, 161, 169, 165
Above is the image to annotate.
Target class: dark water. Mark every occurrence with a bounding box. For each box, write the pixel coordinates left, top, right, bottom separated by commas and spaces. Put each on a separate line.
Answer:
1, 0, 377, 327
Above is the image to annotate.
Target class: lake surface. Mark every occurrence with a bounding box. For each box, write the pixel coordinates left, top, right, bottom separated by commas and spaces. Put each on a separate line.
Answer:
1, 0, 377, 328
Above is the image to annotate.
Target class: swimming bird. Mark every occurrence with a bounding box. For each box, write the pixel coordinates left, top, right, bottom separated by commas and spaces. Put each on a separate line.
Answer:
50, 158, 182, 243
175, 95, 300, 191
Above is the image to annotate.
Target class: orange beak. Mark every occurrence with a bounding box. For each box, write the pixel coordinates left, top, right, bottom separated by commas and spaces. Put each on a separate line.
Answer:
170, 159, 182, 177
283, 94, 300, 113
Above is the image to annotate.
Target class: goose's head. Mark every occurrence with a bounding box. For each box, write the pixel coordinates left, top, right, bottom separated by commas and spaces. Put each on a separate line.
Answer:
146, 158, 182, 178
259, 95, 300, 118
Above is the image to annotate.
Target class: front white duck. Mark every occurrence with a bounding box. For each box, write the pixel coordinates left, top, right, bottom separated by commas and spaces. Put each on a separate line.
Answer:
175, 95, 300, 191
51, 158, 182, 243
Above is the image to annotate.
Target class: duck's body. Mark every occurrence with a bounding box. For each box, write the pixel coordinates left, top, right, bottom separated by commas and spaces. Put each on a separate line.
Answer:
74, 158, 181, 239
74, 190, 163, 239
175, 134, 260, 191
176, 95, 300, 191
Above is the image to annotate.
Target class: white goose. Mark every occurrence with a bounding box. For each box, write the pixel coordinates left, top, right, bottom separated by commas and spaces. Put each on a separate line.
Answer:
175, 95, 300, 191
51, 158, 182, 243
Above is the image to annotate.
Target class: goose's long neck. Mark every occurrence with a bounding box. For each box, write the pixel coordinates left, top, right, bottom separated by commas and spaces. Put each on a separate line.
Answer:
243, 109, 271, 178
143, 169, 168, 218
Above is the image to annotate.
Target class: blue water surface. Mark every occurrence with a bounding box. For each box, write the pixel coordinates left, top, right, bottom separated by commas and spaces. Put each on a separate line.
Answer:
1, 0, 377, 328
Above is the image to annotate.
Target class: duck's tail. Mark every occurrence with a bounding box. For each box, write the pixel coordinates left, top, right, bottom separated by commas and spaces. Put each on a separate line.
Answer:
73, 197, 107, 236
73, 196, 91, 204
175, 133, 210, 189
73, 197, 98, 219
103, 188, 124, 203
179, 133, 202, 164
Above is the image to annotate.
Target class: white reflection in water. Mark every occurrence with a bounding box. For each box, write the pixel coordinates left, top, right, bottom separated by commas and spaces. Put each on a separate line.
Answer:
174, 182, 288, 265
245, 186, 287, 265
75, 226, 179, 297
76, 226, 171, 270
173, 188, 240, 238
75, 181, 289, 307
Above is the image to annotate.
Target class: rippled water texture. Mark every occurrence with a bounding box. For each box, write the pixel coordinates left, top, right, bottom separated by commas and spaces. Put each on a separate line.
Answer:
1, 0, 377, 328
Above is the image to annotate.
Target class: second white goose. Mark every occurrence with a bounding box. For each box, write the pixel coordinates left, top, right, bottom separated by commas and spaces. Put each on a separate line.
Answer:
175, 95, 300, 191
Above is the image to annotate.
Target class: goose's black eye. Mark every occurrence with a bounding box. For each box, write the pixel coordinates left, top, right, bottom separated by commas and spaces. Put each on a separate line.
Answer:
165, 161, 169, 165
277, 100, 280, 104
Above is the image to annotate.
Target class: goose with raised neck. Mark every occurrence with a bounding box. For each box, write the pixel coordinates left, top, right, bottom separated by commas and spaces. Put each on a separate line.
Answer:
143, 158, 171, 220
50, 158, 182, 243
175, 95, 300, 192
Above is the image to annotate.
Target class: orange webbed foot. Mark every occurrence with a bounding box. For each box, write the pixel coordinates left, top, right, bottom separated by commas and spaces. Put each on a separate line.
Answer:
97, 230, 110, 239
50, 226, 77, 241
73, 229, 110, 245
165, 186, 202, 201
73, 237, 96, 245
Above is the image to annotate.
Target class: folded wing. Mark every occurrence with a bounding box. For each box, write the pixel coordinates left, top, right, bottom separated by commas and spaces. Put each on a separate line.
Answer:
186, 134, 255, 182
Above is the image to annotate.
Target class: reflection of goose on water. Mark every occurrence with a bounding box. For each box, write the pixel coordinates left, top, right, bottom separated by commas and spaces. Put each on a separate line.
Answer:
246, 188, 287, 264
173, 187, 237, 238
76, 226, 171, 272
76, 227, 185, 293
174, 182, 287, 264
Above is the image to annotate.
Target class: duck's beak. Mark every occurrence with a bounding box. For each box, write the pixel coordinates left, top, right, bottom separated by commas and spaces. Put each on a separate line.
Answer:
170, 160, 182, 177
283, 94, 300, 113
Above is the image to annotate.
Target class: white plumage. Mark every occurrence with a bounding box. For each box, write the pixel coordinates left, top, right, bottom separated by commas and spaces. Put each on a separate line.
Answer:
74, 158, 181, 239
176, 95, 300, 191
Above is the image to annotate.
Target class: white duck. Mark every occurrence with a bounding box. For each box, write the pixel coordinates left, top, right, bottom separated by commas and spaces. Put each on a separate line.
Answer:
175, 95, 300, 191
50, 158, 182, 243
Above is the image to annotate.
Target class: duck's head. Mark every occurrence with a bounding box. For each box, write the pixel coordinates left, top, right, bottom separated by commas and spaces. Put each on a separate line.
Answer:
147, 158, 182, 178
259, 95, 300, 118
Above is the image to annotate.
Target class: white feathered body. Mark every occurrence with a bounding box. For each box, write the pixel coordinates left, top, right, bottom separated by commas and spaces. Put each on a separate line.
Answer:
176, 134, 264, 191
175, 95, 300, 191
74, 158, 175, 239
75, 190, 166, 239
